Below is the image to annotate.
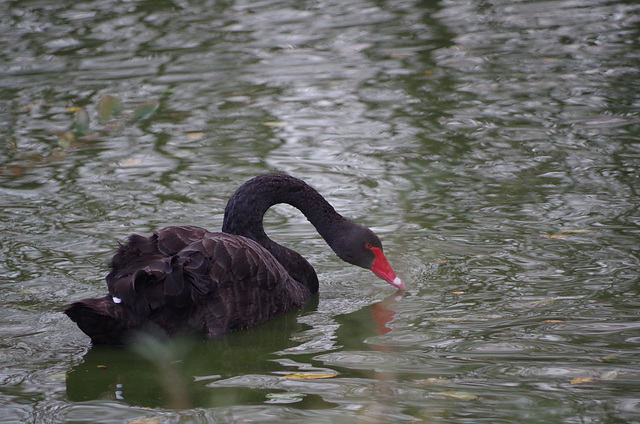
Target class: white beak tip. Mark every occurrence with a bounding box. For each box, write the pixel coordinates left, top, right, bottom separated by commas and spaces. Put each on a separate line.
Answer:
392, 277, 404, 289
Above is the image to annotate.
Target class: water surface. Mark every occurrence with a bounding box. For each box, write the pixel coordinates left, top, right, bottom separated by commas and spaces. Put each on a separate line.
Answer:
1, 0, 639, 423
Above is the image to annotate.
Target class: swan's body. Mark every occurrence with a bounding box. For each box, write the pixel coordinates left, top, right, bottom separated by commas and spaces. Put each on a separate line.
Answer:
65, 174, 403, 345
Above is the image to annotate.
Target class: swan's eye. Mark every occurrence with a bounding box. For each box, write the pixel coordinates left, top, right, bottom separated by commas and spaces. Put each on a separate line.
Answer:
365, 243, 373, 249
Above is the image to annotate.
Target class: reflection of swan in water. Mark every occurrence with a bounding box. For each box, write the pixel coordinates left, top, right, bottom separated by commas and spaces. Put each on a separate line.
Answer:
331, 290, 405, 353
65, 292, 404, 409
65, 299, 319, 409
371, 291, 405, 337
329, 291, 406, 423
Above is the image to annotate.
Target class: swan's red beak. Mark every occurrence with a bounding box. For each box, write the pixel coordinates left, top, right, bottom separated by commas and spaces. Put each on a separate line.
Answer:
369, 247, 404, 289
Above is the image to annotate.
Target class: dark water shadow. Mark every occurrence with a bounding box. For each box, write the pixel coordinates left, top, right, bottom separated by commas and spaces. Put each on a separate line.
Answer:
66, 291, 405, 410
65, 296, 329, 409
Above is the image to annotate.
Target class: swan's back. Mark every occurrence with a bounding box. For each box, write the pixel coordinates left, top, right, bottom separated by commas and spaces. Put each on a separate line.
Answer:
65, 225, 311, 344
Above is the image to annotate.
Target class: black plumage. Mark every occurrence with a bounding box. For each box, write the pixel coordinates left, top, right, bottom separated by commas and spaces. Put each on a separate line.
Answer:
65, 174, 402, 344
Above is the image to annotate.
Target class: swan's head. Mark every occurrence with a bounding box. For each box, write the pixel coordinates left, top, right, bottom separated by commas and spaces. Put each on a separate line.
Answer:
330, 221, 404, 290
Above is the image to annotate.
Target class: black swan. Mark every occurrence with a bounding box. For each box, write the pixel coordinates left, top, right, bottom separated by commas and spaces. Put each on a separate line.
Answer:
65, 174, 403, 345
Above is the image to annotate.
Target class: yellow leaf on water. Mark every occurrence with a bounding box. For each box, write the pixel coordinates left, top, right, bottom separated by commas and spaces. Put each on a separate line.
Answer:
284, 373, 336, 380
66, 106, 82, 112
542, 320, 564, 323
119, 158, 143, 167
451, 291, 465, 295
187, 132, 205, 140
570, 377, 594, 384
261, 121, 287, 127
542, 234, 569, 239
128, 418, 164, 424
560, 229, 591, 234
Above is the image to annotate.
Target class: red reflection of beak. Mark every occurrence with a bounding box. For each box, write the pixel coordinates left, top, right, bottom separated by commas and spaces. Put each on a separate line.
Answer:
369, 246, 404, 289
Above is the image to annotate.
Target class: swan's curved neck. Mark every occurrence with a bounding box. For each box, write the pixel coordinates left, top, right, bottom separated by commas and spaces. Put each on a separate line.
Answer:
221, 174, 345, 293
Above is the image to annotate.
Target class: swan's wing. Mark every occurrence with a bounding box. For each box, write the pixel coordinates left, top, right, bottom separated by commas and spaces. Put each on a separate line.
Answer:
105, 227, 309, 336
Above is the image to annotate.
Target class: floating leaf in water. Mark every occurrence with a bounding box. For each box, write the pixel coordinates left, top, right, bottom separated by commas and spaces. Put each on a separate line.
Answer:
570, 377, 594, 384
435, 391, 478, 401
283, 373, 336, 380
119, 158, 143, 167
130, 100, 159, 122
560, 229, 591, 234
261, 121, 287, 127
542, 319, 564, 323
65, 106, 82, 112
601, 355, 619, 361
73, 108, 90, 135
187, 132, 204, 140
542, 234, 569, 239
97, 94, 121, 123
128, 418, 164, 424
57, 130, 75, 149
96, 365, 108, 370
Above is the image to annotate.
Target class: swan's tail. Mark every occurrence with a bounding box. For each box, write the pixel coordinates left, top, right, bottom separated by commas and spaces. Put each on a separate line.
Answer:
65, 296, 134, 345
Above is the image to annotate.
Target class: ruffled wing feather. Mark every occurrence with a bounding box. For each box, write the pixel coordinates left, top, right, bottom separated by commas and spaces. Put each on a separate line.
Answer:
101, 226, 310, 338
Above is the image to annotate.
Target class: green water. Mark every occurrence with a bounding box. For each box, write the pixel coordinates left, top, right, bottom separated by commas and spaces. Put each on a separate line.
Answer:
1, 0, 639, 422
